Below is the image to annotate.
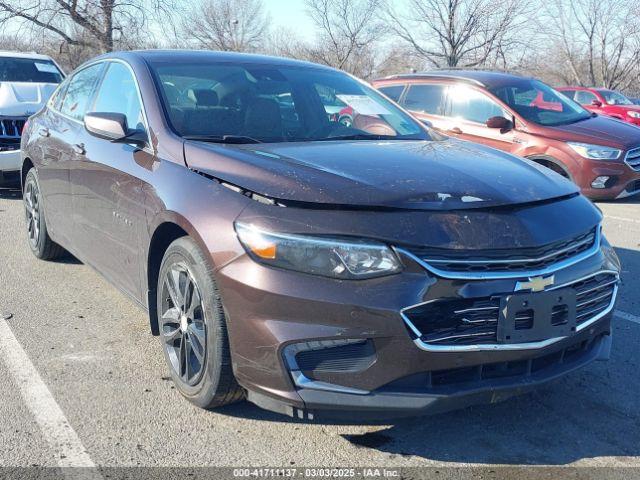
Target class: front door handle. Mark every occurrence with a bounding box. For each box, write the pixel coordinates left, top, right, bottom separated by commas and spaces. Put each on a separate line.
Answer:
73, 143, 86, 155
447, 127, 463, 135
38, 128, 50, 137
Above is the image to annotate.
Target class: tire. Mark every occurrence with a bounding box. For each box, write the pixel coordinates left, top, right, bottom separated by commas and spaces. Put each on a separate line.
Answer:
157, 236, 244, 409
23, 168, 65, 260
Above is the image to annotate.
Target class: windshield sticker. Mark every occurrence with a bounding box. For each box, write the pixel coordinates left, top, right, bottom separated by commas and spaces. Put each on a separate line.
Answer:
34, 62, 59, 74
336, 95, 391, 116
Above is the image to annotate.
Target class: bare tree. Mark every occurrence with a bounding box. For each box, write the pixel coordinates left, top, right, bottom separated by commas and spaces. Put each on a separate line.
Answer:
0, 0, 173, 54
0, 31, 32, 51
180, 0, 270, 52
384, 0, 531, 68
541, 0, 640, 90
301, 0, 384, 77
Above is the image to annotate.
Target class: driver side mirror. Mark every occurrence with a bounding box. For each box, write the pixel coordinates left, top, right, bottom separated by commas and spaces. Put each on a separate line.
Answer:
591, 99, 602, 107
486, 116, 513, 131
84, 112, 147, 146
85, 112, 128, 141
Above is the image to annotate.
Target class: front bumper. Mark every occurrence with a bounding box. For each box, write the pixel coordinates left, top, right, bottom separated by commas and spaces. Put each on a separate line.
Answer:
0, 149, 21, 172
247, 331, 612, 421
0, 150, 21, 186
217, 223, 620, 420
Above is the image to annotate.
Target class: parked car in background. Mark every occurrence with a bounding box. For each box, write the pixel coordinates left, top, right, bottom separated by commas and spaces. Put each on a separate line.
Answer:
373, 71, 640, 200
0, 51, 64, 187
21, 51, 619, 420
558, 86, 640, 127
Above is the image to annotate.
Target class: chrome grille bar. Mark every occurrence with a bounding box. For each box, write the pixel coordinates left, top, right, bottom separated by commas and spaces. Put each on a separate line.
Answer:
397, 226, 601, 280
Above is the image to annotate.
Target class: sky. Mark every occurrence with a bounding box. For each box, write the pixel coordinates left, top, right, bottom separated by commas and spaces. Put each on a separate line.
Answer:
264, 0, 317, 41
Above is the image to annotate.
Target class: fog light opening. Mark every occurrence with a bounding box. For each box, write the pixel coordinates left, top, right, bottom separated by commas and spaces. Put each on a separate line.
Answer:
591, 176, 611, 189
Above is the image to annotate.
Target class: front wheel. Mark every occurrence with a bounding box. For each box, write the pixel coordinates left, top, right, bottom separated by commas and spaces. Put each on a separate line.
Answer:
157, 236, 244, 409
23, 168, 65, 260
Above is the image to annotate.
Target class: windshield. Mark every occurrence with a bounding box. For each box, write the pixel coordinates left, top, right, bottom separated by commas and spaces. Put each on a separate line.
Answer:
491, 79, 591, 126
149, 61, 429, 143
598, 89, 634, 105
0, 57, 63, 83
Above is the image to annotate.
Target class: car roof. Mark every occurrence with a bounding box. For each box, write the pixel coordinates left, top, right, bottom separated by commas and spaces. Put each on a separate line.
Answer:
91, 50, 338, 72
375, 70, 535, 88
558, 86, 595, 91
0, 50, 55, 61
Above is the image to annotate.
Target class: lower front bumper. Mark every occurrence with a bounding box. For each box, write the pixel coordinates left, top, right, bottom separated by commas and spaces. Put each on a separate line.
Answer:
246, 331, 612, 422
0, 150, 21, 186
579, 159, 640, 200
0, 150, 21, 171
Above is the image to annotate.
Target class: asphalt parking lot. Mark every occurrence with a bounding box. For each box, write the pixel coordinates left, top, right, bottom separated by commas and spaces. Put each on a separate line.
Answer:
1, 186, 639, 473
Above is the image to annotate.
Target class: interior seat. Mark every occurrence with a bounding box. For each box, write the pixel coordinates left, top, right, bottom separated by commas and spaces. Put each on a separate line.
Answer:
243, 97, 283, 140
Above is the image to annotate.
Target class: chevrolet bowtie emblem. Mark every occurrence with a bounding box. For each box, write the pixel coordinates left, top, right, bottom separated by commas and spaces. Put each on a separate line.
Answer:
515, 275, 555, 292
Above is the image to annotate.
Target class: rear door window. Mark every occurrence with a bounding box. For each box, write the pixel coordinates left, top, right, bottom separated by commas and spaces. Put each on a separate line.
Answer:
446, 85, 507, 123
59, 63, 105, 121
401, 84, 446, 115
378, 84, 405, 102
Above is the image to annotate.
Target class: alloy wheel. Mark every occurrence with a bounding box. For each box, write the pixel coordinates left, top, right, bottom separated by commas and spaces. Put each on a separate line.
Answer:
24, 180, 41, 248
160, 262, 207, 386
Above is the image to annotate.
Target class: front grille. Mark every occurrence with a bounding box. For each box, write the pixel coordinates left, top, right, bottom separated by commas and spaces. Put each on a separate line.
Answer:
0, 117, 26, 141
402, 271, 617, 347
626, 147, 640, 171
405, 227, 597, 274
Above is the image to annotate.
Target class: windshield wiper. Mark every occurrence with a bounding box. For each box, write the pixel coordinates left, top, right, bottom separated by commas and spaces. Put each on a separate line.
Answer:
183, 135, 262, 144
315, 133, 410, 141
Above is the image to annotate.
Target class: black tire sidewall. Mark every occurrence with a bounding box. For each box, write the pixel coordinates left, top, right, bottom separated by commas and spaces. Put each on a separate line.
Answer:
157, 237, 229, 407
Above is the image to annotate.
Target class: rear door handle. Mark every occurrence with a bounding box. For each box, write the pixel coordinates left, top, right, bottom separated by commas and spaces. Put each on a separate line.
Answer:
73, 143, 86, 155
38, 128, 50, 137
447, 127, 463, 135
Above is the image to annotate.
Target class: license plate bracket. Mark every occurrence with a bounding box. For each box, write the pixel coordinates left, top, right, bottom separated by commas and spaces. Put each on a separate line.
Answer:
497, 288, 577, 343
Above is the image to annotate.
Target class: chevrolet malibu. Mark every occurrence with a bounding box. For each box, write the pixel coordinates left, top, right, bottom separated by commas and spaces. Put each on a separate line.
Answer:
20, 51, 621, 421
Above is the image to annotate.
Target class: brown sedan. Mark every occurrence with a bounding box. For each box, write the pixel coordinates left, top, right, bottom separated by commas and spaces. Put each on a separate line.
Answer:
20, 51, 620, 421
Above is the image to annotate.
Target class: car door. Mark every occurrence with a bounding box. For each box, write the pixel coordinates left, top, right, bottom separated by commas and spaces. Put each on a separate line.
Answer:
35, 63, 104, 249
441, 85, 516, 152
71, 60, 154, 301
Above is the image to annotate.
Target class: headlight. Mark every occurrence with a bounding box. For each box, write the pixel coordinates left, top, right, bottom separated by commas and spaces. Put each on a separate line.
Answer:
235, 223, 402, 279
627, 111, 640, 118
567, 142, 621, 160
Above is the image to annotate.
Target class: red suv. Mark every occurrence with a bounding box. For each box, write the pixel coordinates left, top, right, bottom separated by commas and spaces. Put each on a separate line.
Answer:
373, 71, 640, 200
558, 87, 640, 126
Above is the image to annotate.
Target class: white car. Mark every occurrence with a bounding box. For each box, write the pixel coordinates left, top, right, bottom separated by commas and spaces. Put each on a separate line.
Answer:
0, 51, 64, 187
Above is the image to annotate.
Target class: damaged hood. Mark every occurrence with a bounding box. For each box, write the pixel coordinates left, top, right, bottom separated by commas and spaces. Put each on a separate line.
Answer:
184, 139, 578, 210
0, 82, 57, 117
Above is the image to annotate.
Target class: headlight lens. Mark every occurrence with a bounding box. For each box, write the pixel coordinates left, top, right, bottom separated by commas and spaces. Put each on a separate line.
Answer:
235, 223, 402, 279
627, 111, 640, 118
567, 142, 621, 160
